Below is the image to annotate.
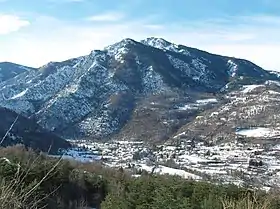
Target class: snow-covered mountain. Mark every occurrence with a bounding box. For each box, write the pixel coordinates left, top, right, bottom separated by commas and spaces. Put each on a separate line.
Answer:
0, 62, 34, 82
0, 37, 279, 141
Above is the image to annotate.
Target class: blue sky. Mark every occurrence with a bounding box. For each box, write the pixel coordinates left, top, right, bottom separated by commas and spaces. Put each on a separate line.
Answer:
0, 0, 280, 70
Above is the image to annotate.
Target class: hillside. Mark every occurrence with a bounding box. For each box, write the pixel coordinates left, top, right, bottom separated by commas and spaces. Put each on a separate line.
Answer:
171, 80, 280, 145
0, 107, 70, 153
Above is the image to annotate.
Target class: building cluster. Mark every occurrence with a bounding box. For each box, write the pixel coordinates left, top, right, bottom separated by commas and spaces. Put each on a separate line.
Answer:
59, 139, 280, 192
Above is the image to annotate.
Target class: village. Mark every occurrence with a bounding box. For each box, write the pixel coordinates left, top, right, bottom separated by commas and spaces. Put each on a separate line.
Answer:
56, 137, 280, 192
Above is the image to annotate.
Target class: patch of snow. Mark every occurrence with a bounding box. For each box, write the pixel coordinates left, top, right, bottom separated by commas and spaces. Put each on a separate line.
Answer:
116, 140, 143, 145
177, 98, 217, 111
167, 55, 192, 75
196, 98, 217, 104
139, 164, 201, 180
261, 186, 271, 192
210, 112, 219, 117
10, 89, 28, 99
227, 60, 238, 77
192, 58, 207, 73
267, 90, 280, 95
173, 132, 186, 139
269, 71, 280, 78
236, 127, 280, 138
114, 47, 128, 63
105, 38, 134, 62
177, 104, 198, 110
272, 144, 280, 150
142, 66, 167, 94
139, 164, 154, 173
154, 165, 202, 180
26, 79, 33, 84
141, 37, 177, 51
265, 80, 280, 87
178, 155, 208, 164
241, 85, 264, 93
0, 157, 11, 164
65, 84, 79, 94
141, 37, 191, 56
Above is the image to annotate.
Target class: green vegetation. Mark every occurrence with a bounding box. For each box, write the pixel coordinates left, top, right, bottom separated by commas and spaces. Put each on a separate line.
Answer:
0, 145, 279, 209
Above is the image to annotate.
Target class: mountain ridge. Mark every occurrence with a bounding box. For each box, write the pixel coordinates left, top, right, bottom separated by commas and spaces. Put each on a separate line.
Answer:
0, 62, 34, 82
0, 107, 70, 153
0, 37, 279, 142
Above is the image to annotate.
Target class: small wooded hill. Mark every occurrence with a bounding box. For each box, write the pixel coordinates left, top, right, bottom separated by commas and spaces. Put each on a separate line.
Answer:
0, 146, 280, 209
0, 107, 70, 153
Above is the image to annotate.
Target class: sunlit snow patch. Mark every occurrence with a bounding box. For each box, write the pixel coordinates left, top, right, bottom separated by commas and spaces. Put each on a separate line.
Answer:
265, 80, 280, 87
155, 165, 202, 180
177, 104, 198, 110
177, 98, 217, 111
241, 85, 264, 93
139, 164, 202, 180
236, 127, 280, 138
269, 71, 280, 78
10, 89, 28, 99
227, 60, 238, 77
196, 98, 217, 104
178, 155, 208, 164
267, 90, 280, 95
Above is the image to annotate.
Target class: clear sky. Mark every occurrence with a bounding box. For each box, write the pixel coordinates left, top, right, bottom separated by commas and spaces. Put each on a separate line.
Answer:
0, 0, 280, 70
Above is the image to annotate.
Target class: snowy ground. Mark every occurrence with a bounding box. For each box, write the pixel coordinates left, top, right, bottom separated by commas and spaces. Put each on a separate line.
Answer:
241, 85, 264, 93
177, 98, 217, 110
236, 127, 280, 138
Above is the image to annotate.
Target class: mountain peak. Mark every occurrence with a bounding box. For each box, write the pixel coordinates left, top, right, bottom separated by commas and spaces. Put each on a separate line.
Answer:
142, 37, 171, 44
140, 37, 194, 56
120, 38, 137, 44
105, 38, 137, 50
141, 37, 176, 50
104, 38, 138, 62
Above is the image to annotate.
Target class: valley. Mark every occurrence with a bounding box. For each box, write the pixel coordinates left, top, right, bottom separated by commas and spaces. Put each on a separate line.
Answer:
2, 0, 280, 207
1, 37, 280, 192
59, 137, 280, 192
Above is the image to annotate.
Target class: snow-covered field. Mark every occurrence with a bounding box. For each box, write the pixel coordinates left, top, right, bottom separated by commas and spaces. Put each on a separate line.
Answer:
196, 98, 217, 104
177, 98, 218, 110
241, 85, 264, 93
236, 127, 280, 138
